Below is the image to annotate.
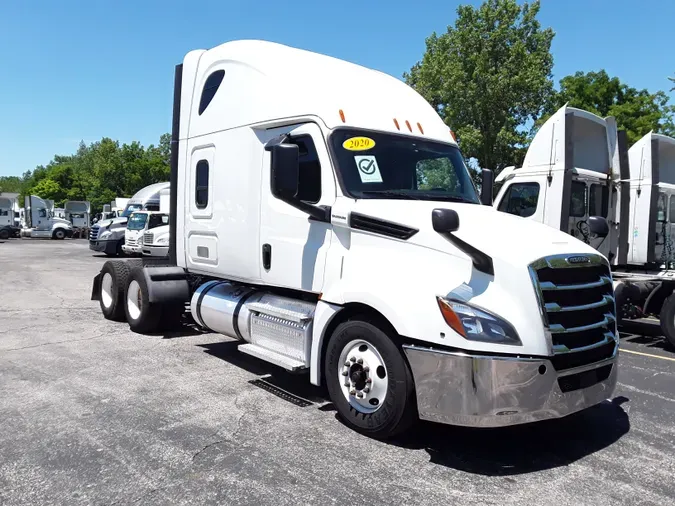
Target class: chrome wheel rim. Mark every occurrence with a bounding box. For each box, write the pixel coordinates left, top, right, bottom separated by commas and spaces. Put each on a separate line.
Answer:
337, 339, 388, 414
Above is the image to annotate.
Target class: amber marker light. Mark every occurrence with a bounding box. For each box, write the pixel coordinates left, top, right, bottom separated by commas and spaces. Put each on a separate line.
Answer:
436, 297, 466, 337
405, 120, 412, 132
417, 122, 424, 134
339, 109, 346, 123
393, 118, 400, 130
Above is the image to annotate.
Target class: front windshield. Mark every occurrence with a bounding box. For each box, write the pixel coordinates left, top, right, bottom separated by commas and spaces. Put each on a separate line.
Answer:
127, 213, 148, 230
122, 204, 142, 218
330, 129, 480, 203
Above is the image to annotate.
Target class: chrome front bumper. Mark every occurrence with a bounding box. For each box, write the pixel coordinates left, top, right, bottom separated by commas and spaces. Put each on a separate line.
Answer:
142, 245, 169, 257
402, 345, 618, 428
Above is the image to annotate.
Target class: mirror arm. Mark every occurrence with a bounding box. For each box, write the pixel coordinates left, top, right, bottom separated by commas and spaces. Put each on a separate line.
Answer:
279, 195, 331, 223
439, 232, 494, 275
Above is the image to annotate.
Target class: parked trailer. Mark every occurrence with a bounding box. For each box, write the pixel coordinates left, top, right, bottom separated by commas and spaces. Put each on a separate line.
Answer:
493, 104, 675, 347
91, 40, 618, 439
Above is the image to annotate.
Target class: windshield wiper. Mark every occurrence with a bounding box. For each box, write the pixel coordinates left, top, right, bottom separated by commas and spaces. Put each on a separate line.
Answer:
358, 190, 422, 200
416, 193, 478, 204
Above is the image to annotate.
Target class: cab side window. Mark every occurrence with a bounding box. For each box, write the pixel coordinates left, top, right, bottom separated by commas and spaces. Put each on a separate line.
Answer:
570, 181, 587, 217
287, 135, 321, 204
497, 182, 540, 218
669, 196, 675, 223
589, 184, 609, 218
38, 209, 47, 218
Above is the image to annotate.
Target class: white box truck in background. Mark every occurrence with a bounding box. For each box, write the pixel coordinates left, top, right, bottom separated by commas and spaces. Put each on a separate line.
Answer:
123, 188, 171, 257
91, 40, 618, 438
89, 183, 169, 256
493, 104, 675, 347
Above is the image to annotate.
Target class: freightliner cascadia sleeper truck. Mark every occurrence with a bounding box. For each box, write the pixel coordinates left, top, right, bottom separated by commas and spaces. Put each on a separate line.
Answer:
91, 40, 619, 439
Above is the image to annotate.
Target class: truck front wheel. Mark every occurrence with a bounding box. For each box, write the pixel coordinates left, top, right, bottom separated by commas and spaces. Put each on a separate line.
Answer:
659, 294, 675, 349
325, 319, 417, 439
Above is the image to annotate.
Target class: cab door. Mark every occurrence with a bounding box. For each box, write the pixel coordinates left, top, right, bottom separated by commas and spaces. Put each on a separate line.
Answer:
257, 123, 336, 293
494, 175, 548, 225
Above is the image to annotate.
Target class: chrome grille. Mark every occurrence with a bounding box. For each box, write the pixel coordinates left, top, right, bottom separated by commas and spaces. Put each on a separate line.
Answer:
89, 225, 100, 241
126, 237, 138, 247
529, 254, 617, 371
144, 232, 153, 245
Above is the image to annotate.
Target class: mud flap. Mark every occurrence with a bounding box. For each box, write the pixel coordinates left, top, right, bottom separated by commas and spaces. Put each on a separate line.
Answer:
91, 272, 102, 301
140, 266, 190, 304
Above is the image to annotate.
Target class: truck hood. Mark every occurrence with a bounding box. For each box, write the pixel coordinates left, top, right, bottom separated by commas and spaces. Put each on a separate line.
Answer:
345, 199, 600, 267
53, 217, 73, 227
95, 217, 127, 229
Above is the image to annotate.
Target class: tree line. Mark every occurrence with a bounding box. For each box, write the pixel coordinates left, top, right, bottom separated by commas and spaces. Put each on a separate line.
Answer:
1, 0, 674, 206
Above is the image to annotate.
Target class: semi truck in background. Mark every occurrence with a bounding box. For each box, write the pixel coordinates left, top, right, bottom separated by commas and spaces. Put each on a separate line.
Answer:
0, 196, 21, 239
91, 40, 618, 439
123, 188, 170, 257
64, 201, 91, 229
493, 104, 675, 347
22, 195, 73, 239
89, 182, 169, 256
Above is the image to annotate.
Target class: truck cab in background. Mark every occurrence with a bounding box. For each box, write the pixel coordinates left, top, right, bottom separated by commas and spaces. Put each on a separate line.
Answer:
64, 201, 91, 230
22, 195, 73, 239
122, 211, 170, 256
0, 197, 21, 239
92, 40, 619, 439
89, 182, 169, 256
494, 104, 675, 347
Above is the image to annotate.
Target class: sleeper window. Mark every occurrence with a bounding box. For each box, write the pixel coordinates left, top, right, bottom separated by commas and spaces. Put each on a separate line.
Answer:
288, 135, 321, 204
497, 182, 540, 218
195, 160, 209, 209
198, 70, 225, 115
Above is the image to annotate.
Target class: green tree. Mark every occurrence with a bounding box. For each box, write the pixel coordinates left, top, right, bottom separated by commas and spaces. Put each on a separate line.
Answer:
0, 176, 25, 193
405, 0, 554, 180
543, 70, 675, 145
30, 178, 66, 205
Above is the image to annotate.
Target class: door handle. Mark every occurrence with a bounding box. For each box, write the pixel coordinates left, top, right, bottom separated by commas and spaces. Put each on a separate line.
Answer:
262, 243, 271, 270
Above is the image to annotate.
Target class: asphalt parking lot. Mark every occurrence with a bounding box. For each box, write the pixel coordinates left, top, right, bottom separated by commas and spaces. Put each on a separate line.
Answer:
1, 239, 674, 505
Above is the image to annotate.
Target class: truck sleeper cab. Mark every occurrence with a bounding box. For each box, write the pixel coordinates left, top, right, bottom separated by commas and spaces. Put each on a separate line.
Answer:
92, 40, 617, 439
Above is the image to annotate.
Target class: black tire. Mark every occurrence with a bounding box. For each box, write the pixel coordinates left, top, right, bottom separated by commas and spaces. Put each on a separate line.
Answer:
0, 229, 9, 240
324, 319, 417, 439
124, 267, 162, 334
116, 239, 125, 256
52, 228, 66, 240
99, 261, 131, 321
659, 294, 675, 349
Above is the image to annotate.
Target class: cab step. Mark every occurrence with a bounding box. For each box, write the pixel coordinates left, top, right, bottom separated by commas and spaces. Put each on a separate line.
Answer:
238, 343, 307, 372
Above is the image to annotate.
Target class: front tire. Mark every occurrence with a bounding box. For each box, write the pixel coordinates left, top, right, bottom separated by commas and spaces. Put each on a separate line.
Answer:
124, 267, 161, 334
0, 229, 9, 240
52, 229, 66, 240
325, 319, 417, 439
659, 294, 675, 349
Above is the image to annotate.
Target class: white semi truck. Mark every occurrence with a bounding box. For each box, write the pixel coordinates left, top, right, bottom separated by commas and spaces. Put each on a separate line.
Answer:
22, 195, 73, 239
0, 196, 21, 239
494, 104, 675, 347
64, 201, 91, 229
89, 183, 169, 256
91, 40, 618, 438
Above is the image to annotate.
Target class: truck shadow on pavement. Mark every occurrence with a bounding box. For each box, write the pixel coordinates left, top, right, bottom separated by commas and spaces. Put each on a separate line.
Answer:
197, 340, 631, 476
394, 396, 630, 475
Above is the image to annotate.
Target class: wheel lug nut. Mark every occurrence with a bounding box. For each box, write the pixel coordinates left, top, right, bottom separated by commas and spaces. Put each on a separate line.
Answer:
363, 387, 370, 394
344, 381, 350, 387
357, 358, 363, 364
341, 370, 348, 376
349, 390, 356, 396
366, 378, 372, 384
350, 356, 356, 362
363, 366, 370, 373
344, 361, 351, 367
356, 392, 364, 399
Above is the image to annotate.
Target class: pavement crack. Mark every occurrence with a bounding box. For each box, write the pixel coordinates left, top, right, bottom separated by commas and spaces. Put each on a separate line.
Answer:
0, 333, 108, 353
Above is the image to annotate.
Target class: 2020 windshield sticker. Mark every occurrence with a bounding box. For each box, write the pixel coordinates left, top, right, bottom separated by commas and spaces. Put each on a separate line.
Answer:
342, 137, 375, 151
354, 155, 383, 183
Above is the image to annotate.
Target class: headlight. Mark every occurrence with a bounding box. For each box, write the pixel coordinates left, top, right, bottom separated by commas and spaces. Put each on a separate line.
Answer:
99, 230, 112, 240
436, 297, 521, 346
157, 237, 169, 244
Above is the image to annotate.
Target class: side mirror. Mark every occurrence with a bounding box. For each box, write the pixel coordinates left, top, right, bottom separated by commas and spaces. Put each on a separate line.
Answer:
269, 143, 300, 200
432, 208, 460, 233
588, 216, 609, 238
480, 169, 494, 206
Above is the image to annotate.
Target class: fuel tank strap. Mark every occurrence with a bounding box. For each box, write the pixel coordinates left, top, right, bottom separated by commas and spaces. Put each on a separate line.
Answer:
232, 289, 257, 341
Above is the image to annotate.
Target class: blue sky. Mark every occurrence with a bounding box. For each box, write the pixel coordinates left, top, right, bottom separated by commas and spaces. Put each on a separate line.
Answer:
0, 0, 673, 177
